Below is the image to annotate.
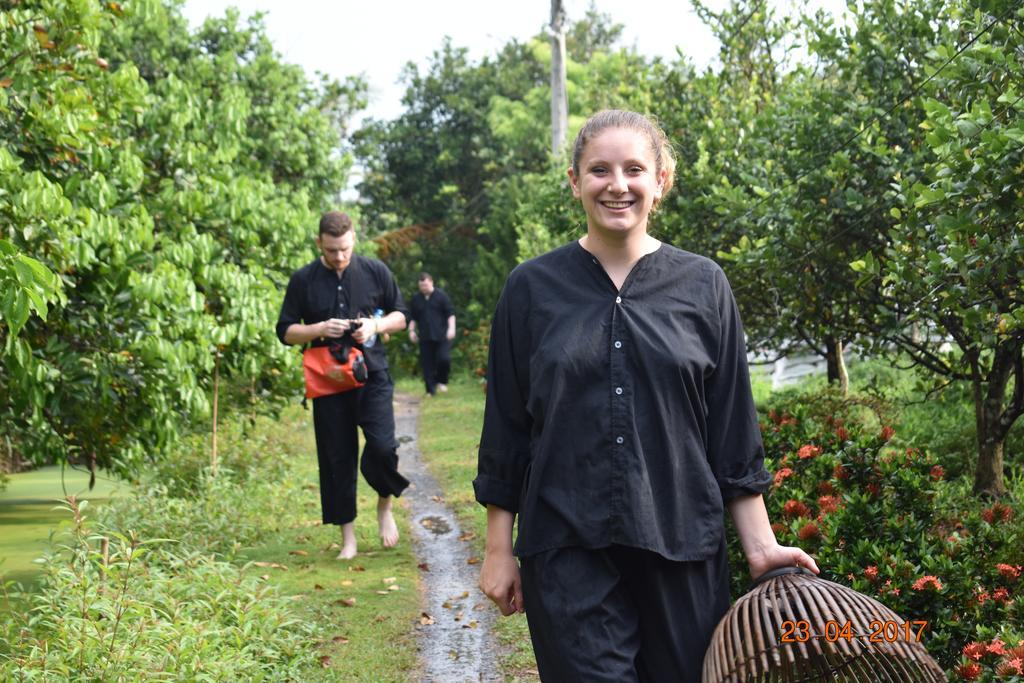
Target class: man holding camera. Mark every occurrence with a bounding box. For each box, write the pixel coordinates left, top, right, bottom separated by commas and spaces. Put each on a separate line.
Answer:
276, 211, 410, 559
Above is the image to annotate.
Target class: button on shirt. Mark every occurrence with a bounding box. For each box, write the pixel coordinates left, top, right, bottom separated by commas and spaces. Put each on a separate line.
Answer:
276, 255, 408, 371
473, 242, 771, 561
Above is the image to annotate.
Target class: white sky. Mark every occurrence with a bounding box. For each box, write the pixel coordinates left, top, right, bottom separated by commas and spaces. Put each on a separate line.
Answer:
181, 0, 848, 124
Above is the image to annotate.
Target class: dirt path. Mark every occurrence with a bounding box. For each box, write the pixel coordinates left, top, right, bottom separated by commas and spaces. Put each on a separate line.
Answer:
394, 394, 500, 682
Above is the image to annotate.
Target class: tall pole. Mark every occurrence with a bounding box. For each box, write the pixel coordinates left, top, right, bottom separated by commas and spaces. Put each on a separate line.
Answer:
550, 0, 568, 156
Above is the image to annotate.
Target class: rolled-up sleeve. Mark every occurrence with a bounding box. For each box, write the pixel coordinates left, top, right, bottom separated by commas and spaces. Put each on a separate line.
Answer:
705, 266, 772, 500
276, 270, 305, 345
474, 276, 532, 513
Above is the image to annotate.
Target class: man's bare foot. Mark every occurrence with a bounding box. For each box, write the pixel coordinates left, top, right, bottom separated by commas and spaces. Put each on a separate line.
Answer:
436, 383, 448, 393
377, 496, 399, 548
336, 522, 357, 560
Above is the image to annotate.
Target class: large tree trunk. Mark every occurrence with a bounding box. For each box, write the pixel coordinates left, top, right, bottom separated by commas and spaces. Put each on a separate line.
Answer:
549, 0, 568, 155
971, 343, 1023, 498
824, 337, 849, 396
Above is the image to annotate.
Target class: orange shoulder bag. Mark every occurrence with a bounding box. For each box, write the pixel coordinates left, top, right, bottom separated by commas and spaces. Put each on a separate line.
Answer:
302, 340, 367, 398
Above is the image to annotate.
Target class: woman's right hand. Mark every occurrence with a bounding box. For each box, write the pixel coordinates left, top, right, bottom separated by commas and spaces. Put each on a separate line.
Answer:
479, 548, 524, 616
479, 505, 523, 615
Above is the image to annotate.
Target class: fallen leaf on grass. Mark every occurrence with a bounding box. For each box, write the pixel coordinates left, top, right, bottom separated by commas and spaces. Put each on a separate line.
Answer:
298, 519, 322, 527
417, 562, 430, 571
420, 612, 435, 625
382, 577, 397, 584
458, 531, 476, 542
313, 584, 324, 591
331, 635, 350, 644
259, 574, 270, 581
348, 565, 365, 572
376, 590, 390, 595
289, 550, 309, 556
252, 561, 288, 570
388, 584, 400, 591
319, 656, 332, 668
334, 597, 357, 607
374, 615, 387, 623
467, 557, 480, 565
341, 580, 354, 586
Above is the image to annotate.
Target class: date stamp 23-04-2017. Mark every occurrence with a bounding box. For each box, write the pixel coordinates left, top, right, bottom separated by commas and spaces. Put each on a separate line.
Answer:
779, 619, 930, 644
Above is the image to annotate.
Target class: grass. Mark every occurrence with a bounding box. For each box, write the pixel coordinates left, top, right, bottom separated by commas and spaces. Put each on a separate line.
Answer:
0, 403, 424, 681
408, 374, 539, 681
0, 465, 125, 589
235, 403, 423, 682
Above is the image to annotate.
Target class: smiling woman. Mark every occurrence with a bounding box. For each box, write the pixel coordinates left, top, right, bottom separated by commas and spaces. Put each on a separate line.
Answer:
475, 109, 819, 683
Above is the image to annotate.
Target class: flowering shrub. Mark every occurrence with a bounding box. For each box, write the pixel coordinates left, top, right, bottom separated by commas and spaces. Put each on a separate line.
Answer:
726, 386, 1024, 675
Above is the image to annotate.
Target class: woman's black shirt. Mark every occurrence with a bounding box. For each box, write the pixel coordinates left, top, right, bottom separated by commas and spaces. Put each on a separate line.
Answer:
473, 241, 771, 561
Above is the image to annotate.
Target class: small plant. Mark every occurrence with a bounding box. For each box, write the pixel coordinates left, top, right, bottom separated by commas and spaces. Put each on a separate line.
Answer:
0, 496, 316, 679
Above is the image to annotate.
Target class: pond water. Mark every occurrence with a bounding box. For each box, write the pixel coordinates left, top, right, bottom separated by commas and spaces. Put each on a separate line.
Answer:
0, 465, 125, 589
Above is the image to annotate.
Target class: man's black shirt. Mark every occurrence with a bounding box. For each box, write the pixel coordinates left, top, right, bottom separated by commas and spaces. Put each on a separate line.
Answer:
276, 255, 408, 371
410, 288, 454, 341
473, 241, 771, 561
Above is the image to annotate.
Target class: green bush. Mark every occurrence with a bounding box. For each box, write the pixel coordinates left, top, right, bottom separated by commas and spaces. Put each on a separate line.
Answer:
0, 497, 316, 680
730, 386, 1024, 673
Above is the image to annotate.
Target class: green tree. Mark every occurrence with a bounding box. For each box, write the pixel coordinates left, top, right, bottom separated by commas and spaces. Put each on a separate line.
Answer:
1, 0, 363, 477
855, 0, 1023, 496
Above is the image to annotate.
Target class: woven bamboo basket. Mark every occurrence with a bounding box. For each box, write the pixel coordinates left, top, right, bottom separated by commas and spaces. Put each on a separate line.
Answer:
702, 568, 945, 682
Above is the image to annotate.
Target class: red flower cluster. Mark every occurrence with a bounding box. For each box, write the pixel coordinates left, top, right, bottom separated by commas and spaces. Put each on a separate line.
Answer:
996, 657, 1024, 677
817, 495, 840, 515
996, 563, 1022, 580
963, 641, 986, 660
880, 425, 895, 442
833, 464, 849, 480
798, 522, 820, 540
981, 503, 1014, 524
783, 499, 811, 519
797, 444, 822, 459
817, 481, 835, 495
992, 587, 1011, 604
956, 662, 981, 680
864, 565, 879, 581
834, 426, 849, 441
929, 465, 945, 481
767, 409, 797, 427
773, 467, 794, 487
911, 575, 944, 592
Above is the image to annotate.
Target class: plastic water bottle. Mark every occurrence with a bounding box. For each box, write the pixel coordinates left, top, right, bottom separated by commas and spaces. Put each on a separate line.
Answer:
364, 308, 383, 347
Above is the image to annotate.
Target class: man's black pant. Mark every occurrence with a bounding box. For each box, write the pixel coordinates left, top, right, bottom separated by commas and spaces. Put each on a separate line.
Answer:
519, 542, 730, 682
418, 339, 451, 395
311, 370, 409, 525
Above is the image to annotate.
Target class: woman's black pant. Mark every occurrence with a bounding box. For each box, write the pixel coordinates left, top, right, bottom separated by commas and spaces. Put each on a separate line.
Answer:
519, 543, 730, 683
311, 370, 409, 525
418, 339, 451, 394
